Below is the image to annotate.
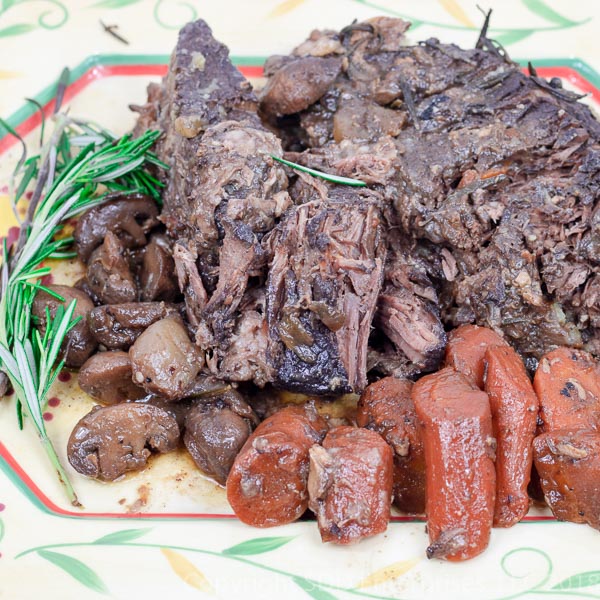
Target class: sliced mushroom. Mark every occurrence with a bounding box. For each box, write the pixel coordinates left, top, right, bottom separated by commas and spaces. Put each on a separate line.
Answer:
32, 284, 98, 367
86, 232, 138, 305
184, 390, 259, 485
88, 302, 180, 350
129, 315, 203, 400
140, 236, 179, 302
74, 193, 159, 263
78, 351, 146, 405
67, 403, 180, 481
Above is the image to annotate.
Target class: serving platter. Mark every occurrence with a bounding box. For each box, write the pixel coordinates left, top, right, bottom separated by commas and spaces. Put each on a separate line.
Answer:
2, 3, 600, 598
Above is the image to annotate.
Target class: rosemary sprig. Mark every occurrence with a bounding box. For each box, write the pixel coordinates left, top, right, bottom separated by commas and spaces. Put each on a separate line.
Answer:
0, 110, 165, 506
271, 155, 367, 187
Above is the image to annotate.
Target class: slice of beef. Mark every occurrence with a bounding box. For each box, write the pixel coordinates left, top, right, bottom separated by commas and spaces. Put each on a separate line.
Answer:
266, 186, 385, 394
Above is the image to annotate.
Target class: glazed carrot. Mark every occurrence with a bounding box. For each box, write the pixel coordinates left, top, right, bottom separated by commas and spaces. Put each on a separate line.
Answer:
533, 428, 600, 530
484, 345, 539, 527
356, 376, 425, 514
445, 324, 509, 389
534, 347, 600, 433
226, 405, 327, 527
413, 367, 496, 561
308, 426, 393, 544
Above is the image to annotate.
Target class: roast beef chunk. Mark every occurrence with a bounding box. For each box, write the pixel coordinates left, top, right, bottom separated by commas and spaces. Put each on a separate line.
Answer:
183, 390, 259, 485
374, 237, 446, 376
216, 294, 274, 388
266, 187, 385, 394
67, 403, 180, 481
32, 284, 97, 368
133, 20, 291, 387
376, 285, 446, 373
74, 194, 159, 263
267, 17, 600, 364
78, 351, 146, 405
133, 19, 259, 242
129, 315, 203, 401
89, 302, 180, 349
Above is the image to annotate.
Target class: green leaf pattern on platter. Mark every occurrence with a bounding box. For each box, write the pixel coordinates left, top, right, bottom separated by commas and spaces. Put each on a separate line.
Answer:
0, 0, 197, 35
293, 576, 340, 600
91, 0, 142, 8
37, 549, 109, 595
0, 23, 35, 37
350, 0, 590, 45
522, 0, 578, 27
0, 0, 592, 40
222, 535, 295, 556
92, 527, 152, 545
553, 571, 600, 591
15, 538, 600, 600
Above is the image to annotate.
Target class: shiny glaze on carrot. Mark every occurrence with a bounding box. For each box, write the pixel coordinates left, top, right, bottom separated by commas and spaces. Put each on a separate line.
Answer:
413, 367, 496, 561
484, 345, 538, 527
356, 376, 425, 514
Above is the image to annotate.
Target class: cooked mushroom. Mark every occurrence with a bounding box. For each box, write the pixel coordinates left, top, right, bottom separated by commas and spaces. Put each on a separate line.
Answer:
86, 232, 138, 305
74, 193, 160, 263
184, 390, 259, 485
259, 56, 343, 116
78, 351, 146, 405
67, 403, 180, 481
137, 396, 195, 429
129, 315, 203, 400
140, 235, 179, 302
0, 371, 10, 397
89, 302, 180, 349
31, 284, 98, 367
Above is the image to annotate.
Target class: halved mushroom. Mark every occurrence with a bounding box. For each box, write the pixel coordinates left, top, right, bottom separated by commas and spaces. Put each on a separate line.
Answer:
86, 232, 138, 305
78, 351, 146, 405
88, 302, 180, 349
140, 235, 179, 302
129, 314, 203, 400
184, 390, 259, 485
74, 193, 159, 263
67, 403, 180, 481
32, 284, 98, 367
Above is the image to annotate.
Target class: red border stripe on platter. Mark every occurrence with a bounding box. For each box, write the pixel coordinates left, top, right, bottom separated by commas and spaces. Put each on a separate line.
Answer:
0, 64, 263, 155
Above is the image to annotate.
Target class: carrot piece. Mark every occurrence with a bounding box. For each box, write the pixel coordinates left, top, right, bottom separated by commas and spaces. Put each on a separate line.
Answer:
534, 347, 600, 433
308, 426, 393, 544
413, 367, 496, 561
533, 428, 600, 530
226, 405, 327, 527
356, 376, 425, 514
445, 324, 508, 388
484, 345, 539, 527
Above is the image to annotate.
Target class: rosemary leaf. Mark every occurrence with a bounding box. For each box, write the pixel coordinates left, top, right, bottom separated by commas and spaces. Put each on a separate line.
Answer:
0, 109, 165, 505
271, 154, 367, 187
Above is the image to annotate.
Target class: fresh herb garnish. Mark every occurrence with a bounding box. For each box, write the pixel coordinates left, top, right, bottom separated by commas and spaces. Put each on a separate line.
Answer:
271, 155, 367, 187
0, 104, 165, 505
